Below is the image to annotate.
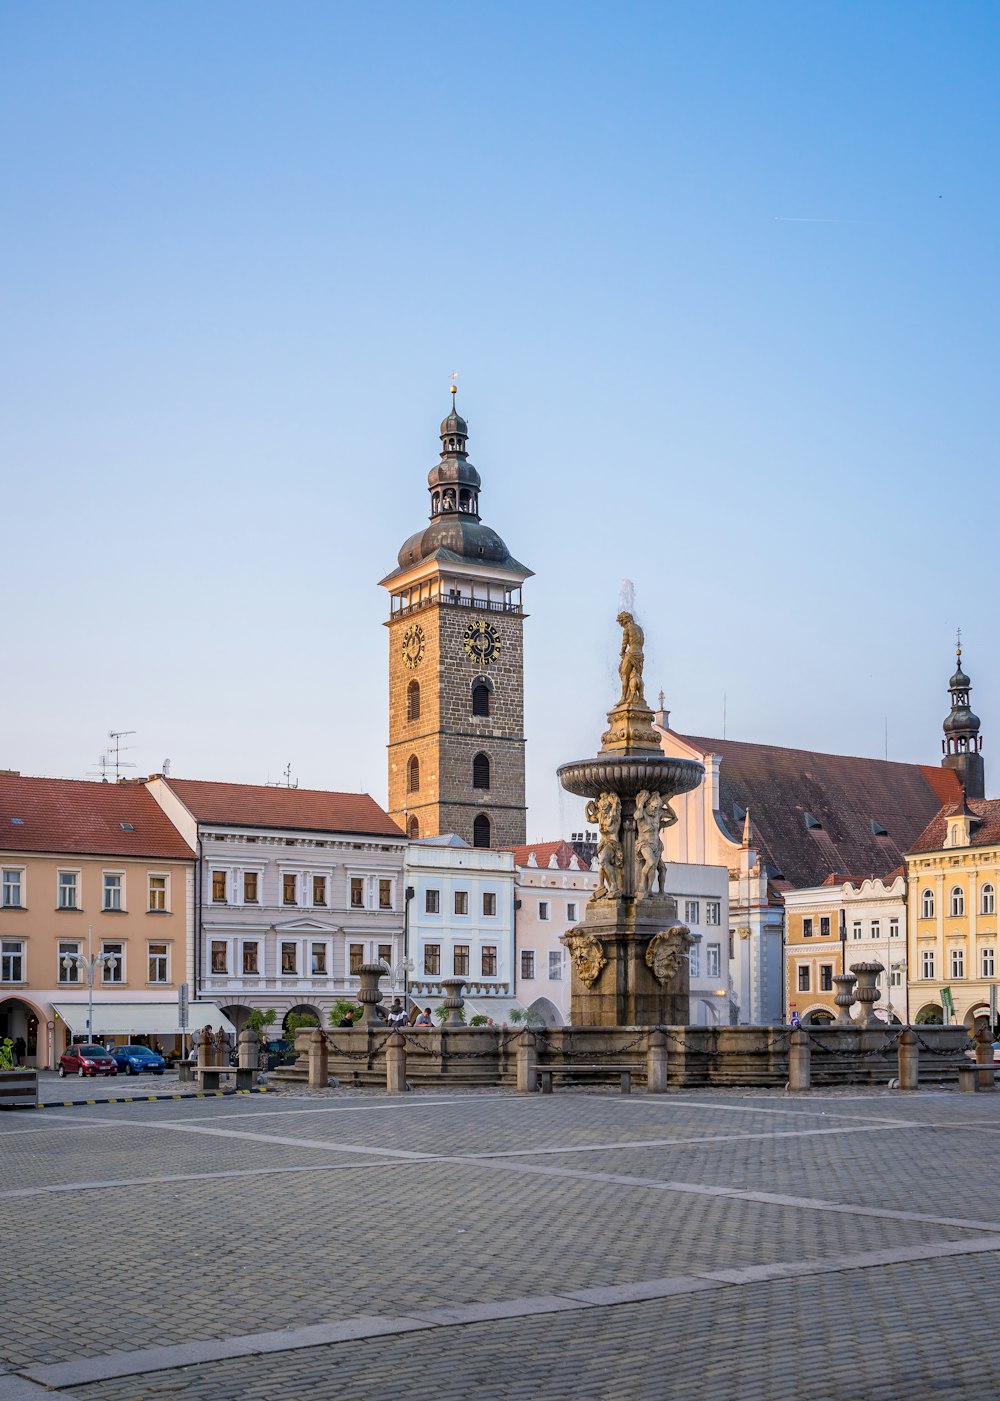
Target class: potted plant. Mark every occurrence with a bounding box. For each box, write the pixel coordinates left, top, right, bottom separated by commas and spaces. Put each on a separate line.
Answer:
0, 1037, 38, 1109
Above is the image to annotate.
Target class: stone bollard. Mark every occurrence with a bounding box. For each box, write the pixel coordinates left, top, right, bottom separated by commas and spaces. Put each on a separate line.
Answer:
236, 1027, 259, 1090
897, 1028, 919, 1091
516, 1031, 538, 1093
788, 1028, 811, 1091
386, 1031, 407, 1094
306, 1028, 329, 1089
975, 1025, 995, 1090
646, 1029, 669, 1094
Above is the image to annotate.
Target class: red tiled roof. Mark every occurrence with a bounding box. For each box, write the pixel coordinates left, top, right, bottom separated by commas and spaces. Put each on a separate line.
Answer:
908, 798, 1000, 854
510, 839, 588, 871
164, 779, 403, 838
0, 776, 194, 860
678, 734, 962, 889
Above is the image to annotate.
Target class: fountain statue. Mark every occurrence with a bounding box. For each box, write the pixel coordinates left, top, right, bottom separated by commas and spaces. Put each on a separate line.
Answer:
557, 613, 705, 1025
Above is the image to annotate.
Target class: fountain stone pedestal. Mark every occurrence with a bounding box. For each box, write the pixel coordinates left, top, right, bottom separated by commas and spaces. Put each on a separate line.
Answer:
557, 612, 705, 1028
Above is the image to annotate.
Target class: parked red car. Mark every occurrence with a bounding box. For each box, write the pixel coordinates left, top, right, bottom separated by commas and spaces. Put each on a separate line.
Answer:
58, 1044, 118, 1078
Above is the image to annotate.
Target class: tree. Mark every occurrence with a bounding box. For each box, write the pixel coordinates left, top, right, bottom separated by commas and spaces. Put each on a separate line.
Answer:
246, 1008, 277, 1036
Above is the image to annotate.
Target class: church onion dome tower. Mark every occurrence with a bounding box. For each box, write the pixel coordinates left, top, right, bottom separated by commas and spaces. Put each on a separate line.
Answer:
941, 634, 985, 799
394, 392, 529, 575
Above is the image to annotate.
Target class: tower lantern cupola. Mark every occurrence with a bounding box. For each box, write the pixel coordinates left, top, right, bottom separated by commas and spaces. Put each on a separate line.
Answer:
941, 633, 985, 798
428, 388, 481, 520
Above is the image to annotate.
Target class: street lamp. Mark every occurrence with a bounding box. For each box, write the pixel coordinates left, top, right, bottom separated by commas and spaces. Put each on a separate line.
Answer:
62, 926, 117, 1043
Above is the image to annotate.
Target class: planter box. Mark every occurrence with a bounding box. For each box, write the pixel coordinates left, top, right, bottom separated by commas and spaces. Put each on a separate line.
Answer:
0, 1069, 38, 1109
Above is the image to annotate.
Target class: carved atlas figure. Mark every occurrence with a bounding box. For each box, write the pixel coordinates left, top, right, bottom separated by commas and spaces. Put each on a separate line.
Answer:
585, 790, 623, 899
634, 788, 670, 899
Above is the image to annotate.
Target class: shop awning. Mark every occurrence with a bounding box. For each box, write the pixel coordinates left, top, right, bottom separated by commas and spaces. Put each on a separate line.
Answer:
52, 1002, 235, 1037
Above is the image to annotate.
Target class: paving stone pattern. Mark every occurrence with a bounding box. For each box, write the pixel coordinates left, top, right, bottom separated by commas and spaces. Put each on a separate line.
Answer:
2, 1087, 1000, 1399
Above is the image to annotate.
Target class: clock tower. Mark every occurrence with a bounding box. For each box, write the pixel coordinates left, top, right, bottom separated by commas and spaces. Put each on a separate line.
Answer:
380, 394, 532, 847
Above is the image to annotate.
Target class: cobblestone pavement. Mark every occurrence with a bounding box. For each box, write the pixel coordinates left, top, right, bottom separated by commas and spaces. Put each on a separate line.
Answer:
2, 1086, 1000, 1399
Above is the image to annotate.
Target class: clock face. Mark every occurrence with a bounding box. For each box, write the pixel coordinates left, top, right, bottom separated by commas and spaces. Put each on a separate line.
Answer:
463, 618, 501, 666
401, 624, 425, 669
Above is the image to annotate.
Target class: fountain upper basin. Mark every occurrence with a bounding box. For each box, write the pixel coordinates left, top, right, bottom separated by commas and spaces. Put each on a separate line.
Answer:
558, 754, 704, 801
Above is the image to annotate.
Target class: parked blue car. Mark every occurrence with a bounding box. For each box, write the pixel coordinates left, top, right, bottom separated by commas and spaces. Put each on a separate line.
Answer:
111, 1044, 166, 1075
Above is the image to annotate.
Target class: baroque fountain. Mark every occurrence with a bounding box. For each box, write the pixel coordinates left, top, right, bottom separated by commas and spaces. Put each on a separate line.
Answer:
558, 612, 705, 1026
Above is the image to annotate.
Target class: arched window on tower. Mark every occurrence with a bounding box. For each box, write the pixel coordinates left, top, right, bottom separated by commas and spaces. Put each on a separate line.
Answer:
408, 815, 420, 840
407, 755, 420, 794
921, 889, 935, 919
950, 886, 965, 917
472, 681, 491, 717
473, 814, 491, 849
472, 752, 491, 790
407, 680, 420, 722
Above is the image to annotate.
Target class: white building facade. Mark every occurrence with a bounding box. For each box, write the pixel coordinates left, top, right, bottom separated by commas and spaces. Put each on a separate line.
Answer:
513, 841, 596, 1025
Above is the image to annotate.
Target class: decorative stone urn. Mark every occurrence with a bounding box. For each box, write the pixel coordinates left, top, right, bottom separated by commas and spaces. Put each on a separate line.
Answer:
832, 973, 857, 1026
440, 978, 467, 1027
850, 961, 884, 1029
557, 612, 704, 1027
356, 963, 388, 1023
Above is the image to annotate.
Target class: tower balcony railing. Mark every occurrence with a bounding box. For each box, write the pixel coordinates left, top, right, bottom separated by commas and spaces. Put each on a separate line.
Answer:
392, 594, 523, 618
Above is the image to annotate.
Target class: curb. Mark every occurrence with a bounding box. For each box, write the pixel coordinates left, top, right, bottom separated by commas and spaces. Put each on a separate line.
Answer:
34, 1087, 273, 1110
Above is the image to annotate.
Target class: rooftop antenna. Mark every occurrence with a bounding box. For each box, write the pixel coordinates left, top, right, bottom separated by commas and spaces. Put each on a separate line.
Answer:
266, 762, 298, 789
162, 759, 171, 777
89, 730, 136, 782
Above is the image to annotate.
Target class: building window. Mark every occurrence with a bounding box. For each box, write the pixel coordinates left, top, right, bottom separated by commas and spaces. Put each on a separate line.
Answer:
521, 949, 535, 979
378, 943, 392, 968
243, 871, 258, 904
379, 879, 392, 910
852, 921, 862, 940
473, 752, 491, 790
242, 942, 259, 976
408, 815, 420, 839
982, 885, 995, 916
982, 948, 995, 978
312, 876, 327, 907
351, 878, 365, 909
148, 943, 168, 983
282, 873, 298, 907
797, 966, 810, 992
706, 943, 721, 977
567, 902, 578, 922
211, 941, 228, 974
2, 869, 23, 908
538, 901, 550, 921
311, 942, 328, 975
950, 948, 965, 979
407, 680, 420, 721
870, 919, 880, 940
820, 964, 833, 992
819, 916, 830, 937
802, 918, 813, 939
483, 892, 497, 917
212, 870, 228, 904
473, 814, 491, 849
103, 873, 123, 912
728, 931, 734, 960
148, 875, 167, 912
684, 900, 700, 924
102, 942, 124, 983
455, 891, 469, 916
349, 944, 364, 975
548, 950, 563, 980
1, 940, 24, 982
706, 901, 721, 926
58, 941, 81, 982
424, 944, 440, 976
921, 949, 935, 979
472, 681, 491, 717
407, 755, 420, 793
425, 888, 440, 914
689, 945, 700, 977
454, 945, 470, 976
890, 969, 902, 988
921, 889, 934, 919
482, 946, 497, 977
58, 871, 78, 909
950, 887, 965, 918
281, 942, 297, 975
889, 918, 900, 938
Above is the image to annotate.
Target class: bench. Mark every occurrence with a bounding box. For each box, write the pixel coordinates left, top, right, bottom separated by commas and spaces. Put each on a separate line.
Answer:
538, 1065, 642, 1095
196, 1065, 256, 1091
956, 1061, 999, 1093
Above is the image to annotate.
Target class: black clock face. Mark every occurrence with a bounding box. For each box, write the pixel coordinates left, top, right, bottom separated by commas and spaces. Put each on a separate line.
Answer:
402, 624, 425, 669
463, 618, 501, 666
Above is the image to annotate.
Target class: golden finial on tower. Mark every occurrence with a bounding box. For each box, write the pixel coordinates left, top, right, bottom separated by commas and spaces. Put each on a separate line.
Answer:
956, 625, 962, 662
450, 371, 458, 402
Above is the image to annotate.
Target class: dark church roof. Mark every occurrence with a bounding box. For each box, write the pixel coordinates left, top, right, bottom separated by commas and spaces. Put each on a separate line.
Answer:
678, 734, 962, 889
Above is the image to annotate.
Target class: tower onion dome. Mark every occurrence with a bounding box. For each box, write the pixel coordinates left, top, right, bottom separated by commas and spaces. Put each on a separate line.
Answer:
395, 396, 524, 573
943, 643, 981, 743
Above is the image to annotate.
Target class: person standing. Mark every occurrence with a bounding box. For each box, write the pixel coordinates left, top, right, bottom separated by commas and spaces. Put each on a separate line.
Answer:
12, 1035, 26, 1066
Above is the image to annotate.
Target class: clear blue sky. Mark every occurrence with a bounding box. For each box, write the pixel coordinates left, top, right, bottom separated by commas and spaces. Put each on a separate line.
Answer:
3, 1, 998, 839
